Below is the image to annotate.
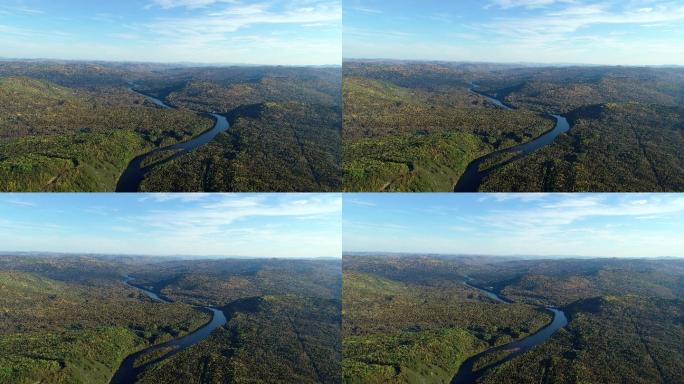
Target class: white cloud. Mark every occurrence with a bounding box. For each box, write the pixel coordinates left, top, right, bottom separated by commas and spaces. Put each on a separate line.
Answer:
485, 0, 576, 9
138, 193, 212, 203
345, 198, 376, 207
347, 6, 382, 14
0, 4, 45, 15
147, 0, 238, 10
477, 193, 551, 203
1, 199, 37, 207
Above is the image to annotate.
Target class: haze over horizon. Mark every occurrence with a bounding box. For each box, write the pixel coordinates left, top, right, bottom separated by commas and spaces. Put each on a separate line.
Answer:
0, 0, 341, 65
344, 0, 684, 66
343, 193, 684, 258
0, 193, 342, 258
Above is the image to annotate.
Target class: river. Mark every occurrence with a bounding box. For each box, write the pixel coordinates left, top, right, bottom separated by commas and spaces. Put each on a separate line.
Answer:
110, 277, 227, 384
115, 88, 230, 192
453, 85, 570, 192
451, 278, 568, 384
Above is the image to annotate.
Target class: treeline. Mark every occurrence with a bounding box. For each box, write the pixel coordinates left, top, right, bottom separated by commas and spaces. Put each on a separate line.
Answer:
135, 66, 342, 114
472, 65, 684, 113
468, 257, 684, 307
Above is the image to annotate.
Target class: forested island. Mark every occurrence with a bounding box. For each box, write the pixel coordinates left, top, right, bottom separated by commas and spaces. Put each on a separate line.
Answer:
0, 253, 341, 383
343, 61, 684, 192
0, 61, 341, 192
342, 254, 684, 383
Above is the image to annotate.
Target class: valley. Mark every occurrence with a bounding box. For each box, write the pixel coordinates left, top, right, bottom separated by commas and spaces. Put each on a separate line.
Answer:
0, 254, 341, 384
342, 61, 684, 192
342, 254, 684, 384
0, 61, 341, 192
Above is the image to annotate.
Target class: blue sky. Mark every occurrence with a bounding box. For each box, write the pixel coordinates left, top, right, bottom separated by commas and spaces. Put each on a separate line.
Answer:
0, 193, 341, 258
344, 193, 684, 258
0, 0, 341, 65
344, 0, 684, 65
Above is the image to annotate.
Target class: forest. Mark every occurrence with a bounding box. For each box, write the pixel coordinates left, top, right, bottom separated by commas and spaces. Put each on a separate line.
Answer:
342, 62, 552, 192
139, 102, 341, 192
0, 254, 341, 384
0, 61, 341, 192
342, 254, 684, 384
343, 61, 684, 192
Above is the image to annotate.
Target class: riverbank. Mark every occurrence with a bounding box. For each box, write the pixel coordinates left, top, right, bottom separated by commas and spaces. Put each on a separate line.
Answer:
110, 277, 227, 384
115, 88, 230, 192
454, 86, 571, 192
451, 279, 568, 384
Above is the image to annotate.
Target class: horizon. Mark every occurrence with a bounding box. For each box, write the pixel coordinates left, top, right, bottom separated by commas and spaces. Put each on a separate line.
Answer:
342, 251, 684, 260
0, 0, 341, 65
0, 250, 341, 261
0, 57, 343, 68
343, 57, 684, 68
343, 193, 684, 258
344, 0, 684, 66
0, 193, 342, 258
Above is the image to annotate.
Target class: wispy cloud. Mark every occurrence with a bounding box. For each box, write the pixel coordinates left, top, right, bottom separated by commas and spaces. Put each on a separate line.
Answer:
345, 198, 376, 207
0, 4, 45, 15
145, 0, 341, 39
1, 199, 37, 207
345, 1, 684, 65
481, 194, 684, 230
140, 0, 342, 63
478, 193, 551, 203
0, 0, 340, 65
485, 0, 576, 10
0, 193, 341, 258
147, 0, 237, 9
138, 193, 211, 203
347, 6, 382, 14
343, 194, 684, 258
139, 194, 341, 232
482, 1, 684, 44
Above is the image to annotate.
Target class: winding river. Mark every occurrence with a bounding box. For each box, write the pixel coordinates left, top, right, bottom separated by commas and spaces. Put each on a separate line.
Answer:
451, 278, 568, 384
110, 277, 227, 384
115, 88, 230, 192
453, 85, 570, 192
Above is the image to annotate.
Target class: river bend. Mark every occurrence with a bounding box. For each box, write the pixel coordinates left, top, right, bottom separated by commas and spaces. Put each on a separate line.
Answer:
454, 85, 570, 192
115, 88, 229, 192
110, 276, 227, 384
451, 278, 567, 384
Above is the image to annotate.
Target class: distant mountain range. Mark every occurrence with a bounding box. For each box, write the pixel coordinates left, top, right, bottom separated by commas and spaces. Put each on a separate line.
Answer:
343, 58, 684, 69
